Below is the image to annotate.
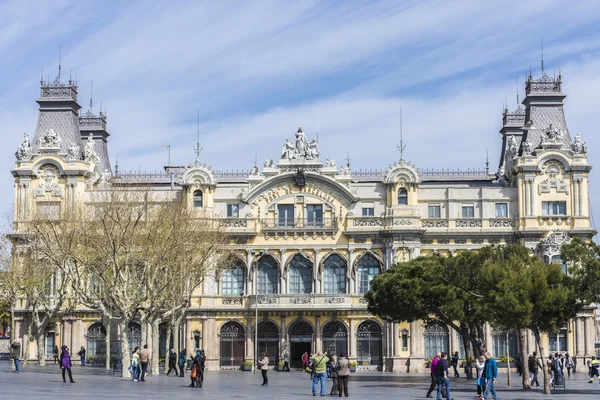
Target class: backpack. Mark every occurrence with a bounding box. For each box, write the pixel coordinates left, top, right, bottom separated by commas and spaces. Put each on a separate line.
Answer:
551, 358, 556, 372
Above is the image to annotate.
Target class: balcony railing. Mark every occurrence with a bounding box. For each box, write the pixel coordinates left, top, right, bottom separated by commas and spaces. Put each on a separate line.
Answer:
261, 218, 338, 230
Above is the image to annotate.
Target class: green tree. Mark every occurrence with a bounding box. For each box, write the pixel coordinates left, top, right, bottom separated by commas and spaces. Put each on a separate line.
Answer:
365, 252, 490, 378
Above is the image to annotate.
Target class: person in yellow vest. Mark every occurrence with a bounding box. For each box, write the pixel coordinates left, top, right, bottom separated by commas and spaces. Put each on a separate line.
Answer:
589, 356, 599, 383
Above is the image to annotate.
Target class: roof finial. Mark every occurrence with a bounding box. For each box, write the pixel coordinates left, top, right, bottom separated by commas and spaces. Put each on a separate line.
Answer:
345, 152, 351, 169
397, 106, 406, 160
316, 110, 320, 142
541, 39, 545, 73
40, 68, 44, 85
194, 110, 202, 162
115, 154, 119, 176
254, 152, 257, 168
485, 149, 489, 175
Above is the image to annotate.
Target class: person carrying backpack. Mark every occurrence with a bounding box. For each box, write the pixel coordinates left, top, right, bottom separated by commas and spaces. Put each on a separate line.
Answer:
178, 348, 187, 377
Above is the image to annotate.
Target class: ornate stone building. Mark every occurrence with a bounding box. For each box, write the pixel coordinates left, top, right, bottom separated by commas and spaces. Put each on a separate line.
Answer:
10, 69, 596, 371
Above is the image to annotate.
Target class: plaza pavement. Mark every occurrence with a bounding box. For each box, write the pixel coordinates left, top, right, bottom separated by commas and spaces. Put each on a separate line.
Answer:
2, 363, 600, 399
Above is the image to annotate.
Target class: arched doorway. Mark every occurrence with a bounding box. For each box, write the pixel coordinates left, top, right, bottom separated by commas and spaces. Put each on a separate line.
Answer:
87, 323, 106, 364
356, 320, 382, 369
128, 322, 142, 352
424, 321, 449, 360
322, 321, 348, 356
257, 321, 279, 366
220, 321, 245, 369
289, 320, 313, 368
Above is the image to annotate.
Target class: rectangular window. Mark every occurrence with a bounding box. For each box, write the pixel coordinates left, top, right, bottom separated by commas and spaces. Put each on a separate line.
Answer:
306, 204, 323, 227
36, 202, 61, 220
277, 204, 294, 227
548, 328, 568, 353
495, 203, 508, 218
542, 201, 567, 216
461, 205, 475, 218
362, 208, 374, 217
227, 203, 239, 217
428, 205, 441, 218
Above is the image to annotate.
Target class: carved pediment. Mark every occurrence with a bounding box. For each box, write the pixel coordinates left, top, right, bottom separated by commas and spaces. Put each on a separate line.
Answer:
176, 160, 216, 187
382, 158, 420, 185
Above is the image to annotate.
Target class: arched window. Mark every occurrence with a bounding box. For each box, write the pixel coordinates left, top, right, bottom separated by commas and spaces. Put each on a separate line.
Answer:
220, 321, 245, 368
257, 255, 279, 294
87, 323, 106, 359
322, 321, 348, 356
257, 321, 279, 366
193, 190, 203, 207
357, 253, 381, 294
128, 322, 142, 352
549, 327, 568, 353
221, 261, 245, 296
289, 254, 313, 294
397, 188, 408, 205
357, 321, 382, 368
491, 330, 518, 359
323, 254, 347, 294
424, 321, 449, 360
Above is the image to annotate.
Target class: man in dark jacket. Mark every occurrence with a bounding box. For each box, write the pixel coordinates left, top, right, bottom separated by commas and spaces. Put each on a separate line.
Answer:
427, 352, 446, 398
436, 353, 453, 400
11, 340, 20, 373
451, 352, 460, 378
528, 351, 541, 387
196, 349, 205, 387
165, 348, 177, 376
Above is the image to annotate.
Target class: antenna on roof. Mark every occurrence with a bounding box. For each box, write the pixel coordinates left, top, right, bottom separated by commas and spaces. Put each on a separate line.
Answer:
345, 152, 351, 169
316, 111, 320, 143
40, 68, 44, 85
485, 149, 489, 175
194, 110, 202, 161
163, 144, 171, 167
89, 79, 94, 111
58, 44, 62, 81
397, 106, 406, 160
516, 75, 520, 105
254, 152, 258, 168
115, 154, 119, 176
541, 39, 545, 73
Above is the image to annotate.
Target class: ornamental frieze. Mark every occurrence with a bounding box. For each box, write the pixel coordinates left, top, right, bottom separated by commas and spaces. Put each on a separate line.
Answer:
251, 180, 352, 209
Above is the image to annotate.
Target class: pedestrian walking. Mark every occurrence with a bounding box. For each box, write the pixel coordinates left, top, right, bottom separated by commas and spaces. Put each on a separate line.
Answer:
482, 352, 498, 400
552, 352, 563, 387
528, 352, 540, 387
178, 348, 186, 377
516, 354, 522, 376
451, 351, 460, 378
53, 345, 59, 365
131, 347, 140, 382
302, 351, 309, 370
426, 352, 446, 398
258, 352, 269, 386
311, 351, 329, 396
196, 349, 205, 388
436, 353, 452, 400
283, 351, 290, 372
475, 356, 485, 399
336, 352, 349, 397
189, 353, 199, 387
330, 354, 339, 396
11, 339, 20, 373
165, 348, 177, 376
565, 353, 574, 378
588, 356, 599, 383
140, 344, 150, 382
547, 353, 554, 386
59, 345, 75, 383
326, 351, 332, 380
77, 346, 86, 367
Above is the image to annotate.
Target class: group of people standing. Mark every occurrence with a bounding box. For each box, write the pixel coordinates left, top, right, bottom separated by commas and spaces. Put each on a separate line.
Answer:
527, 351, 574, 388
308, 351, 350, 397
426, 351, 499, 400
164, 347, 206, 387
129, 345, 151, 382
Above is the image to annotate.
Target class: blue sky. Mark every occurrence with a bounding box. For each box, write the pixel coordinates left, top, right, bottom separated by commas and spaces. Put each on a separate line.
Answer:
1, 0, 600, 230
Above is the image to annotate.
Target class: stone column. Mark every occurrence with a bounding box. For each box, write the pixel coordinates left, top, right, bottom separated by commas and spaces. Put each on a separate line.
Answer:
578, 179, 584, 217
280, 248, 287, 295
584, 315, 594, 356
280, 315, 287, 354
314, 249, 321, 294
63, 320, 72, 354
574, 179, 580, 217
246, 249, 253, 295
245, 317, 252, 359
393, 323, 401, 357
576, 318, 584, 357
530, 179, 536, 216
315, 316, 321, 353
349, 318, 356, 359
485, 323, 493, 354
348, 248, 355, 295
450, 328, 459, 355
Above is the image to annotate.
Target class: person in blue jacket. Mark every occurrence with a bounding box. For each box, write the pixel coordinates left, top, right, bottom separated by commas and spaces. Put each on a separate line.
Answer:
482, 351, 498, 400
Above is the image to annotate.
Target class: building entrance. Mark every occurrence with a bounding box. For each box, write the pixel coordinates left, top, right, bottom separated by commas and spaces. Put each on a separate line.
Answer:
291, 341, 312, 369
288, 320, 313, 368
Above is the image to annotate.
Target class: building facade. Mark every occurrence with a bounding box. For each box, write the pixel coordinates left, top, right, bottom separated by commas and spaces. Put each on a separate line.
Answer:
10, 69, 596, 371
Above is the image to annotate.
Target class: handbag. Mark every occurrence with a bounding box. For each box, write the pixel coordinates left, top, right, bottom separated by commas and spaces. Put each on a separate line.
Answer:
191, 365, 197, 378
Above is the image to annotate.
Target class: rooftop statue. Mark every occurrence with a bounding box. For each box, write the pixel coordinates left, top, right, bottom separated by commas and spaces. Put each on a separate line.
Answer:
295, 127, 306, 157
571, 133, 588, 155
15, 133, 32, 161
522, 139, 534, 156
38, 128, 61, 149
280, 127, 320, 160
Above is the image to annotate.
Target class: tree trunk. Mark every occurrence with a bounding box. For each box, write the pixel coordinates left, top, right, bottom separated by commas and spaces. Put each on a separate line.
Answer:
173, 322, 180, 354
36, 327, 46, 366
119, 320, 131, 379
533, 329, 550, 395
519, 329, 531, 389
151, 319, 159, 375
104, 316, 111, 370
461, 333, 473, 379
140, 315, 148, 349
506, 332, 511, 386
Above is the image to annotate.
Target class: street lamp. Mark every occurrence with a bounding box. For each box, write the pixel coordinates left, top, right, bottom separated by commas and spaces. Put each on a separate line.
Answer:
252, 250, 264, 375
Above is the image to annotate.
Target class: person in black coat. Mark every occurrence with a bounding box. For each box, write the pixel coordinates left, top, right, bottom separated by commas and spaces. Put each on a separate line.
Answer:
165, 348, 177, 376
